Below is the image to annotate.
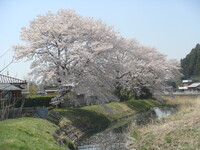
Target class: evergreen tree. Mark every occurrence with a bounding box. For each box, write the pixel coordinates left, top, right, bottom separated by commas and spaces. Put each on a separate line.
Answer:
181, 43, 200, 78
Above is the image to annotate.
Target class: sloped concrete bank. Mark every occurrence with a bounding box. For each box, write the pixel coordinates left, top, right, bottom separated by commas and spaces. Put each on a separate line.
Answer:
47, 110, 92, 149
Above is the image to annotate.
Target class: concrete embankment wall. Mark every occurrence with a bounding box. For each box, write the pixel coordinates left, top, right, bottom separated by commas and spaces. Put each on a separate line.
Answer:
47, 110, 93, 146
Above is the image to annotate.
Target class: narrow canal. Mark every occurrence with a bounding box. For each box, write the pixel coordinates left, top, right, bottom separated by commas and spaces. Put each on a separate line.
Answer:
77, 107, 176, 150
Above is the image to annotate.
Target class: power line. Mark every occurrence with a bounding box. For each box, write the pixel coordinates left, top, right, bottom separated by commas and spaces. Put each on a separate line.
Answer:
0, 57, 14, 73
0, 49, 11, 58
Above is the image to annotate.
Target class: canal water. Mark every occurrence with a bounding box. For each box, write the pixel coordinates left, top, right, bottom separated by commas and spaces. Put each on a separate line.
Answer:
78, 107, 175, 150
154, 107, 176, 119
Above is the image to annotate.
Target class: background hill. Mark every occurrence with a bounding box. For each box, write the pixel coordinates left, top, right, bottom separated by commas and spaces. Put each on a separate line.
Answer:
181, 43, 200, 79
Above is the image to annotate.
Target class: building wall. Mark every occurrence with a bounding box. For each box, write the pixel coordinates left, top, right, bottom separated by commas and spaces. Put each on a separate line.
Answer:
12, 90, 22, 99
0, 90, 22, 99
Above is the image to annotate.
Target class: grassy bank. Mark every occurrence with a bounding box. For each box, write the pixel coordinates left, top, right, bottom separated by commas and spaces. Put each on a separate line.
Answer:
0, 118, 66, 150
55, 99, 163, 130
0, 99, 164, 150
129, 95, 200, 150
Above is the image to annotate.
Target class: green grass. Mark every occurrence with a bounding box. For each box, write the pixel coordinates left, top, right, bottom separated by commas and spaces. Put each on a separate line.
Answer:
0, 99, 165, 150
55, 99, 163, 130
0, 117, 65, 150
56, 106, 111, 130
131, 130, 141, 140
122, 99, 163, 111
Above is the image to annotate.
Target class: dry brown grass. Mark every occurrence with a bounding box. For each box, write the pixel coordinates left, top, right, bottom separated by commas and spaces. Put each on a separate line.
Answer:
129, 95, 200, 150
161, 95, 200, 110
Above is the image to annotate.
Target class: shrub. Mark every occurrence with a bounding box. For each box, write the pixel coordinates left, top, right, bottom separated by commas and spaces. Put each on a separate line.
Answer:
114, 86, 136, 101
15, 96, 54, 108
136, 87, 152, 99
63, 138, 75, 150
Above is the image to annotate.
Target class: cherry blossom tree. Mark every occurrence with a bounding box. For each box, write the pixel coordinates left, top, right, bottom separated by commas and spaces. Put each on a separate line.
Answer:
13, 9, 122, 104
13, 9, 180, 105
114, 38, 181, 96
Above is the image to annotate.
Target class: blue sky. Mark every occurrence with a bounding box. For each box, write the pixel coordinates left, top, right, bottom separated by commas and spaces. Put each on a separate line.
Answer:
0, 0, 200, 79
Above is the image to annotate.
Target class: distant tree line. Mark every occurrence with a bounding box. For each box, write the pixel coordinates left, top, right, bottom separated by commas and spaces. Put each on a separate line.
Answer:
181, 44, 200, 79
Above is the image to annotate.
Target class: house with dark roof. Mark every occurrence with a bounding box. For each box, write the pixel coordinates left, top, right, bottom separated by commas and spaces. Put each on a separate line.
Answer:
188, 83, 200, 91
178, 80, 192, 91
0, 74, 27, 99
178, 80, 200, 92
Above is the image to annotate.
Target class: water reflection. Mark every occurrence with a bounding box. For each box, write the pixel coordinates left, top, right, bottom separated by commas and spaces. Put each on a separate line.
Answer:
154, 107, 176, 119
78, 124, 129, 150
